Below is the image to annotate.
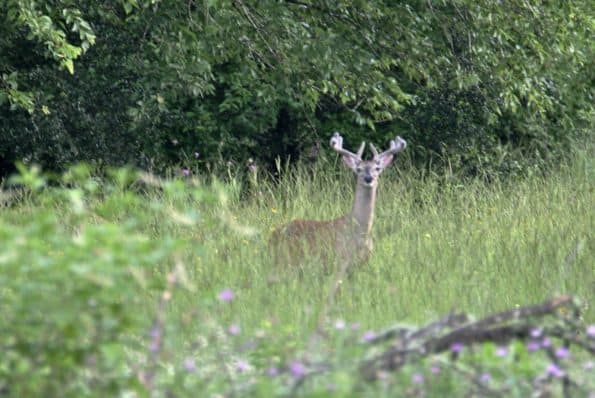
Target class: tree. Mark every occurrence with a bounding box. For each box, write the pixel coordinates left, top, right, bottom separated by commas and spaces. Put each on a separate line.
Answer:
1, 1, 592, 177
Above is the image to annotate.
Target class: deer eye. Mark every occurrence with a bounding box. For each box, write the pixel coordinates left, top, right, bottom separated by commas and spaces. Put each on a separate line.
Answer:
375, 166, 382, 171
356, 167, 363, 173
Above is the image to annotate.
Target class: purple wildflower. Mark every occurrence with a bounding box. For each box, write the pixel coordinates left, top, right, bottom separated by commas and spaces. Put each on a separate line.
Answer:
182, 168, 191, 177
496, 346, 508, 357
530, 328, 543, 338
411, 373, 424, 385
527, 340, 541, 352
228, 323, 241, 335
546, 363, 565, 378
149, 340, 160, 353
183, 358, 196, 372
148, 325, 162, 353
266, 366, 279, 377
541, 337, 552, 348
555, 346, 570, 359
361, 330, 376, 343
235, 359, 250, 373
218, 288, 234, 302
149, 326, 161, 339
587, 324, 595, 338
479, 372, 491, 385
289, 361, 307, 378
450, 342, 464, 354
430, 365, 441, 375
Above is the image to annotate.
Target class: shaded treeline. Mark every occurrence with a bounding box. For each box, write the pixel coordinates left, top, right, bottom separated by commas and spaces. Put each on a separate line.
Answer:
1, 1, 592, 178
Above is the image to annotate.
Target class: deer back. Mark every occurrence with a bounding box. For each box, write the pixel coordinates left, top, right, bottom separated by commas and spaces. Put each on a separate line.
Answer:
269, 216, 371, 267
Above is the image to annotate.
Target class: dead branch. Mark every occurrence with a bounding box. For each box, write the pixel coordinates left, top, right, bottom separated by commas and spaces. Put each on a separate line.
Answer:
360, 296, 578, 381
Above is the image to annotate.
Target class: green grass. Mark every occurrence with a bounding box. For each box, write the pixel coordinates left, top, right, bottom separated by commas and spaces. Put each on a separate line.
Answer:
1, 148, 593, 396
166, 148, 594, 338
10, 149, 593, 334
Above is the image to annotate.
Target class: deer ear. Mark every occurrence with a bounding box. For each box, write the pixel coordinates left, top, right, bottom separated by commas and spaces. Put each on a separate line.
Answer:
377, 154, 394, 169
342, 156, 359, 170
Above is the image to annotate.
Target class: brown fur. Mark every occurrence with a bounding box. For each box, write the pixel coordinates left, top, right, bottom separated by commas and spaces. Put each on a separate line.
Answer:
269, 216, 371, 267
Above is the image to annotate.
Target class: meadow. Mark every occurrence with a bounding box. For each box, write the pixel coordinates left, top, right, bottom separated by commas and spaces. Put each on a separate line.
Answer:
0, 145, 593, 396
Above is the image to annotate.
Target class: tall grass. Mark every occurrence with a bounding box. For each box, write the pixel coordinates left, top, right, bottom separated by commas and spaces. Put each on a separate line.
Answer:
178, 146, 593, 340
1, 146, 593, 396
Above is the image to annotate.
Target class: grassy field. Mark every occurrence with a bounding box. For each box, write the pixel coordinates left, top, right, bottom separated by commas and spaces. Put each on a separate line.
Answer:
179, 147, 594, 336
1, 146, 593, 396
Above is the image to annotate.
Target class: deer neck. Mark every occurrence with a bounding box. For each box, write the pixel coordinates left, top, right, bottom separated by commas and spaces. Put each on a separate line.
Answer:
349, 183, 377, 236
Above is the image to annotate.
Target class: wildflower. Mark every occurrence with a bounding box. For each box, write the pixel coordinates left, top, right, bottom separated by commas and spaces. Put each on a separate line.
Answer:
149, 326, 161, 353
479, 372, 491, 385
530, 328, 543, 338
450, 342, 464, 354
334, 319, 346, 330
271, 207, 277, 213
182, 168, 190, 177
194, 152, 200, 159
555, 346, 570, 359
218, 288, 234, 302
546, 363, 565, 378
183, 358, 196, 372
411, 373, 424, 385
587, 325, 595, 338
149, 341, 160, 353
541, 337, 552, 348
526, 340, 540, 352
430, 365, 441, 375
228, 324, 241, 336
495, 346, 508, 357
266, 366, 279, 377
361, 330, 376, 343
149, 326, 161, 339
583, 361, 594, 371
350, 322, 361, 331
289, 361, 306, 378
235, 359, 250, 373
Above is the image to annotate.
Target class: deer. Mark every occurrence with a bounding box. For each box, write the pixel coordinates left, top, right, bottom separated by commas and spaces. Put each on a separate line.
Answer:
269, 132, 407, 269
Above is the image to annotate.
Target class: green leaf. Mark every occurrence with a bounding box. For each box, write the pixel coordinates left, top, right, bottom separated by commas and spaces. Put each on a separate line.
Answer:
63, 59, 74, 74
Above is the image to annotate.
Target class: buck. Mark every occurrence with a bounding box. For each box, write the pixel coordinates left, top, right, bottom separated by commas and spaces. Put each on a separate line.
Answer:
270, 132, 407, 268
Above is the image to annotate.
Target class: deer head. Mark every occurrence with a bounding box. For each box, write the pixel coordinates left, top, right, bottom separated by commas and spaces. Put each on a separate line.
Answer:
330, 132, 407, 189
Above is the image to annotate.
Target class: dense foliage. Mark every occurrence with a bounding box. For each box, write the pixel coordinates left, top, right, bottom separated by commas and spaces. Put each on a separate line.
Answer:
1, 1, 593, 177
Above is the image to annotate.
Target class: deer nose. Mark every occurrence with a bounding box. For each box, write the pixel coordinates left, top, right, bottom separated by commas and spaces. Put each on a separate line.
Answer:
364, 175, 373, 184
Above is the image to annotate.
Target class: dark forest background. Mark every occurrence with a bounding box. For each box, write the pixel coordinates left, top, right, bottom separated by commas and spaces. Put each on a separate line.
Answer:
1, 1, 593, 179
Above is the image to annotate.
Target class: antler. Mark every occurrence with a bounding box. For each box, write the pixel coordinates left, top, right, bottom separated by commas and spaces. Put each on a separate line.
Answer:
370, 136, 407, 160
330, 132, 365, 160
